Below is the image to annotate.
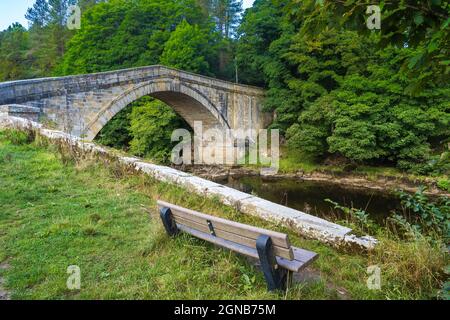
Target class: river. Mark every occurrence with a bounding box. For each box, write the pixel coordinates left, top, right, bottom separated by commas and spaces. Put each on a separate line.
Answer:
224, 176, 403, 223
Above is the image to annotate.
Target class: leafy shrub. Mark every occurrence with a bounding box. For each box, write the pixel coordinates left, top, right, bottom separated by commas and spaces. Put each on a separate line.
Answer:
325, 199, 377, 234
128, 97, 191, 163
5, 128, 34, 145
389, 187, 449, 244
437, 179, 450, 192
95, 105, 133, 150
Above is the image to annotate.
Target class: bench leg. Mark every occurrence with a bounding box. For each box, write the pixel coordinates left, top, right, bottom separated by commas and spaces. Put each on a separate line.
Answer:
286, 270, 293, 290
159, 207, 179, 236
256, 235, 287, 291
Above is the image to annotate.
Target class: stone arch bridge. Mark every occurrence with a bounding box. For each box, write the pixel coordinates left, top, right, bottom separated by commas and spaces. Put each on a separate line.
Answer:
0, 65, 270, 140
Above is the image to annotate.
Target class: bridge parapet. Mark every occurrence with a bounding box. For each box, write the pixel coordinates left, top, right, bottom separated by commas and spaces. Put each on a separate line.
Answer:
0, 65, 264, 104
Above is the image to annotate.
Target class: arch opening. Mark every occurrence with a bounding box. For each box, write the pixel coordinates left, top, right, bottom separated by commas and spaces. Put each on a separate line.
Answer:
90, 80, 230, 163
86, 80, 230, 141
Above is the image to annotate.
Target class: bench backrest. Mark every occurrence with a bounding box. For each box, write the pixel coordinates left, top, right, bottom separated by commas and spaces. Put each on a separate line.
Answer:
157, 200, 294, 260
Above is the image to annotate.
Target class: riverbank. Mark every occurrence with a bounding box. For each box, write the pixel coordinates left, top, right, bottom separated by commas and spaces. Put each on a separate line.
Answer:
0, 129, 447, 300
178, 164, 450, 198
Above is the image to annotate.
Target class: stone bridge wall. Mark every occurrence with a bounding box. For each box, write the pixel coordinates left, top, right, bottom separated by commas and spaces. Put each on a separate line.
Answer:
0, 65, 270, 140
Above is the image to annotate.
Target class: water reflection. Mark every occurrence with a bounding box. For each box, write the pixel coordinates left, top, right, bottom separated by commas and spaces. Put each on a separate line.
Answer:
225, 176, 402, 223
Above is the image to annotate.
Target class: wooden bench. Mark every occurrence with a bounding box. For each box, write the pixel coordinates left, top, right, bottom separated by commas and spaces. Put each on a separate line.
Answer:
157, 200, 318, 291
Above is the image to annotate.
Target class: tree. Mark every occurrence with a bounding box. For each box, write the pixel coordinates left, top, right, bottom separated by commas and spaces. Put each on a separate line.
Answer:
26, 0, 78, 76
194, 0, 243, 79
128, 97, 191, 163
0, 24, 32, 81
160, 20, 215, 74
236, 0, 284, 86
297, 0, 450, 92
0, 0, 103, 80
77, 0, 104, 11
59, 0, 210, 75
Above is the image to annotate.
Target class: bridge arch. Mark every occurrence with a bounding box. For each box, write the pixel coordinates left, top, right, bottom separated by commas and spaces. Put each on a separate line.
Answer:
85, 78, 231, 140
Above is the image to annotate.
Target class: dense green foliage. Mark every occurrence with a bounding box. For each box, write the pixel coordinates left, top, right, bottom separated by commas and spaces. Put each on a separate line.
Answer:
237, 0, 450, 173
128, 97, 191, 162
0, 0, 102, 80
54, 0, 241, 77
0, 24, 32, 81
287, 46, 449, 173
96, 97, 191, 163
328, 186, 449, 245
59, 0, 210, 74
160, 20, 216, 74
0, 0, 243, 80
298, 0, 450, 91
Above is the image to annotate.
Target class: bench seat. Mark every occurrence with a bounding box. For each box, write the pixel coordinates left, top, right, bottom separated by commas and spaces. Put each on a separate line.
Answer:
177, 224, 317, 272
157, 200, 318, 291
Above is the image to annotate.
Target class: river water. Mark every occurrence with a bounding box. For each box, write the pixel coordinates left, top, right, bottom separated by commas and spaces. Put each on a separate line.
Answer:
225, 176, 403, 223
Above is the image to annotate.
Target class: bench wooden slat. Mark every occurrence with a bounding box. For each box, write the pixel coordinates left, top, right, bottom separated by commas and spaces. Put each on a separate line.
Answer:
175, 216, 294, 260
158, 200, 291, 249
292, 247, 319, 265
176, 224, 314, 273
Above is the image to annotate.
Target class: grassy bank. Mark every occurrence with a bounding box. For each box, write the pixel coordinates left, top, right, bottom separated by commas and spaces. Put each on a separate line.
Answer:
278, 148, 449, 192
0, 130, 447, 299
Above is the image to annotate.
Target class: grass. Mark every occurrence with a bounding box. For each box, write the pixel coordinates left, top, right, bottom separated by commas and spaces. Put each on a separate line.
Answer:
278, 148, 329, 173
0, 130, 447, 300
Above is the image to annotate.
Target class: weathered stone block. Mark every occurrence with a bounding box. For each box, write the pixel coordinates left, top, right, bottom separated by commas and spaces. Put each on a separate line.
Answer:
0, 104, 40, 122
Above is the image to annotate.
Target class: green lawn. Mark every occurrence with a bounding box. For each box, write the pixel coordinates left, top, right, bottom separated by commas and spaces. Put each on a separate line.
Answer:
0, 131, 445, 299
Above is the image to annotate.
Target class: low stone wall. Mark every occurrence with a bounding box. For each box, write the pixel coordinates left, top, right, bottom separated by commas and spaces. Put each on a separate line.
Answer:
0, 116, 377, 250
